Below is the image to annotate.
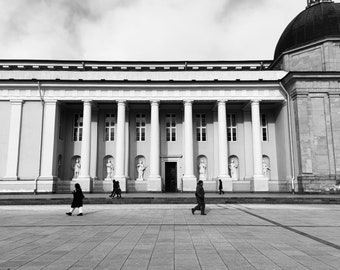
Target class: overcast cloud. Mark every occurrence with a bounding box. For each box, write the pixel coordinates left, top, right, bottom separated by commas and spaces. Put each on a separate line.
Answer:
0, 0, 321, 61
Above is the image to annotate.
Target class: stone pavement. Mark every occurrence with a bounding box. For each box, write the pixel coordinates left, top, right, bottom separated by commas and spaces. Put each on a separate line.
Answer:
0, 204, 339, 270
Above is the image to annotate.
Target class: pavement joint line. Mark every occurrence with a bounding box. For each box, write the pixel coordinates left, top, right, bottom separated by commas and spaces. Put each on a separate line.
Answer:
227, 205, 340, 251
119, 224, 150, 270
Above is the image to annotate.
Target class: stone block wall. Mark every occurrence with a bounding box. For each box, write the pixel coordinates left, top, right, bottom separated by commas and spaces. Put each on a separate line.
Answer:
289, 80, 340, 192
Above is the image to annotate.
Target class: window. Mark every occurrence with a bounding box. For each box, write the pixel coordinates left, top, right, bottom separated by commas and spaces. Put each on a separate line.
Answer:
105, 114, 115, 141
136, 114, 146, 141
261, 113, 268, 141
73, 114, 83, 141
227, 114, 237, 141
166, 114, 176, 141
196, 114, 206, 141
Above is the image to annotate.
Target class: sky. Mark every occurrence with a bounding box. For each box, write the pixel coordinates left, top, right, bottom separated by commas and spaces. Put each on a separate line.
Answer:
0, 0, 332, 61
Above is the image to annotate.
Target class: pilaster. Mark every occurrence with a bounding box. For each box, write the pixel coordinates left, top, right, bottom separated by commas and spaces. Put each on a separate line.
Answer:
3, 100, 23, 180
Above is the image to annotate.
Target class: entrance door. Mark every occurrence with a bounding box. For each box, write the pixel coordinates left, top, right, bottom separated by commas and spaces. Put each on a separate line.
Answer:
165, 162, 177, 192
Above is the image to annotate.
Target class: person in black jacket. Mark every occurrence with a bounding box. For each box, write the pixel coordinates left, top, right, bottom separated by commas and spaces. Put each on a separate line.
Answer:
191, 180, 206, 215
219, 179, 224, 195
109, 179, 117, 197
66, 183, 85, 216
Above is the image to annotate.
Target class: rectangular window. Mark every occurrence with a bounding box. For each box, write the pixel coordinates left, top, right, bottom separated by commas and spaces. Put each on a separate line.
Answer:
261, 113, 268, 141
105, 114, 115, 141
73, 114, 83, 141
227, 114, 237, 141
136, 114, 146, 141
166, 114, 176, 141
196, 114, 207, 141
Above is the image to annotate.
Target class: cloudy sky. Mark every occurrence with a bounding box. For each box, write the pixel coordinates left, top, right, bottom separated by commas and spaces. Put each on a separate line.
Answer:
0, 0, 329, 61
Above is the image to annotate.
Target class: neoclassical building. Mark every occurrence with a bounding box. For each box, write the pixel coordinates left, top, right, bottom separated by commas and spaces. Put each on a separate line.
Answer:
0, 0, 340, 193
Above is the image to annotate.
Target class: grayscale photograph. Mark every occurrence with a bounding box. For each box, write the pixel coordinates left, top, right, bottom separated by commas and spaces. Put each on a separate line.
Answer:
0, 0, 339, 269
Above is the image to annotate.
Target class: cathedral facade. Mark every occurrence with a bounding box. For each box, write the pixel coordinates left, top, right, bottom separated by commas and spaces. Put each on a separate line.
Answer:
0, 0, 340, 193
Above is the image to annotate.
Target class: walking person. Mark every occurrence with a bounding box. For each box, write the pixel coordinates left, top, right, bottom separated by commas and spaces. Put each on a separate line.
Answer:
191, 180, 206, 215
109, 179, 116, 197
66, 183, 85, 216
116, 181, 122, 198
219, 179, 224, 195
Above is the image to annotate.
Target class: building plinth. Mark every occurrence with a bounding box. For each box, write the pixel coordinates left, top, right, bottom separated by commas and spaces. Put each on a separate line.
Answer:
147, 176, 162, 191
251, 176, 269, 192
182, 175, 197, 191
113, 176, 126, 192
219, 177, 233, 192
74, 177, 93, 192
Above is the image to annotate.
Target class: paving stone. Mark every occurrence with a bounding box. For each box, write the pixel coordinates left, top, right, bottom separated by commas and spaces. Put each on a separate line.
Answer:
0, 204, 339, 270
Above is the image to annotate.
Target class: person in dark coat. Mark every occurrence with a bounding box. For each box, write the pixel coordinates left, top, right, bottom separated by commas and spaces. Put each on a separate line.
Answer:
116, 181, 122, 198
109, 179, 117, 197
219, 179, 224, 195
192, 180, 206, 215
66, 183, 85, 216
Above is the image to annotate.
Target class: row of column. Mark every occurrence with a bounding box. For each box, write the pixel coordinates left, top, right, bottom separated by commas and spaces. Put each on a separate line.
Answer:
3, 98, 267, 192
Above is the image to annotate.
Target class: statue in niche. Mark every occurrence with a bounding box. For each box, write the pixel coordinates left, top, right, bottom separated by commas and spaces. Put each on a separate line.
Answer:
73, 158, 81, 179
136, 160, 147, 181
106, 160, 114, 179
262, 161, 270, 177
229, 160, 238, 179
198, 159, 207, 180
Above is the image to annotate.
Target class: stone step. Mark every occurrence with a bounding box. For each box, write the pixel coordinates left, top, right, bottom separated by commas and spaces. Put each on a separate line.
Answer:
1, 195, 340, 205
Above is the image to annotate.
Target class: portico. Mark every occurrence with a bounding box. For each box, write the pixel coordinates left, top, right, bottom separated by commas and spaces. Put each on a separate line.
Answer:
0, 60, 290, 193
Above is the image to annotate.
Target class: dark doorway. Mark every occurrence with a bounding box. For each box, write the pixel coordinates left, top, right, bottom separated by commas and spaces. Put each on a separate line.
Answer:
165, 162, 177, 192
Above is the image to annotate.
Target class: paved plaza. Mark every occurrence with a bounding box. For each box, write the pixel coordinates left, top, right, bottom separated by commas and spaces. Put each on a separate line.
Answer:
0, 203, 339, 270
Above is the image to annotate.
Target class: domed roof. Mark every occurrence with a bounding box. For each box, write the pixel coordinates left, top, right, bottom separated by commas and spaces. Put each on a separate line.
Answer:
274, 1, 340, 59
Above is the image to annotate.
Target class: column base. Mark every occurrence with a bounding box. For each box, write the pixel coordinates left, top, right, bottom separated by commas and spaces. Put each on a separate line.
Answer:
147, 175, 162, 191
113, 176, 126, 192
35, 176, 57, 193
218, 176, 233, 192
73, 176, 93, 192
251, 175, 269, 192
182, 175, 197, 191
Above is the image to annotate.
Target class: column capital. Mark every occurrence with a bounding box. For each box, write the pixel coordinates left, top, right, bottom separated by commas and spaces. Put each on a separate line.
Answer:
251, 99, 261, 104
82, 99, 93, 105
116, 99, 127, 106
150, 99, 160, 105
10, 99, 23, 105
183, 99, 194, 105
217, 99, 228, 105
44, 99, 58, 105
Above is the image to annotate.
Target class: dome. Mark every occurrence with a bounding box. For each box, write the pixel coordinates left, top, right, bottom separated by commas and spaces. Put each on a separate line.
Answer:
274, 1, 340, 60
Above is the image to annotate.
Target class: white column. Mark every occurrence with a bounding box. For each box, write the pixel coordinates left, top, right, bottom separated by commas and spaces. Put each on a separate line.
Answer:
39, 100, 58, 183
124, 108, 130, 177
3, 100, 23, 180
182, 100, 196, 191
148, 100, 161, 191
78, 100, 92, 192
114, 100, 126, 191
90, 108, 98, 180
217, 100, 232, 191
251, 99, 268, 191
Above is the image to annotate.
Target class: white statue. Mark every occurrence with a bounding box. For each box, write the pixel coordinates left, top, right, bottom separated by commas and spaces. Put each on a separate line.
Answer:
198, 160, 206, 180
136, 160, 146, 181
229, 160, 238, 179
262, 161, 270, 177
106, 160, 114, 179
73, 158, 81, 179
